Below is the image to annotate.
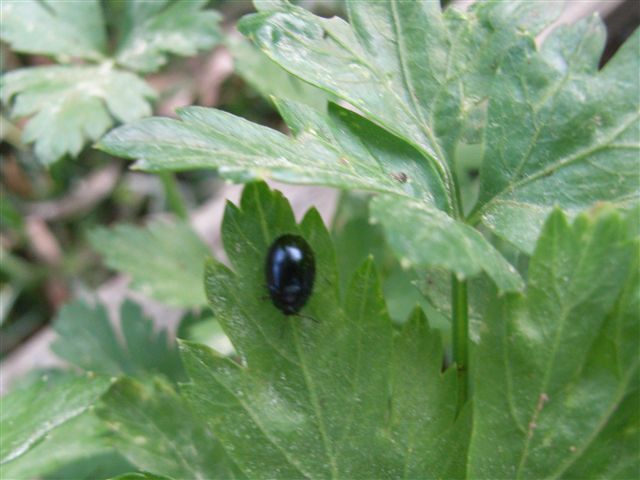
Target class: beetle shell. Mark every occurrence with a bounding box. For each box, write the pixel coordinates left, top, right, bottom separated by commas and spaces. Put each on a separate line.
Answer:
265, 234, 315, 315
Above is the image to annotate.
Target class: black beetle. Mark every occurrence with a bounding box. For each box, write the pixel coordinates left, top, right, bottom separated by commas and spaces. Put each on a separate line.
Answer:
265, 234, 315, 316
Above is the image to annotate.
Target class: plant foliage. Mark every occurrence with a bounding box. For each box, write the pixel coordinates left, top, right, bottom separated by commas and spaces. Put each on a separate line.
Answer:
89, 221, 211, 308
181, 182, 466, 478
51, 300, 184, 381
1, 0, 638, 478
0, 0, 221, 164
99, 0, 639, 286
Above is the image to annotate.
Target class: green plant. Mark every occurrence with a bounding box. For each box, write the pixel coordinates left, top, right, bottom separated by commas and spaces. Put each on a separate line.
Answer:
0, 0, 221, 165
1, 1, 638, 479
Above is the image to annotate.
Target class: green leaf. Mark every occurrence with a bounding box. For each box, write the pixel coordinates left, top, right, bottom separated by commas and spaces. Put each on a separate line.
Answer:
0, 0, 106, 61
1, 65, 154, 165
0, 371, 112, 465
89, 220, 210, 307
177, 310, 234, 355
230, 35, 330, 110
331, 192, 440, 325
1, 412, 133, 480
98, 96, 521, 287
51, 300, 183, 382
98, 100, 440, 199
99, 1, 573, 289
241, 0, 638, 252
371, 194, 523, 292
97, 377, 240, 480
109, 473, 174, 480
239, 0, 559, 173
114, 0, 221, 73
468, 208, 640, 477
471, 20, 640, 253
180, 182, 464, 478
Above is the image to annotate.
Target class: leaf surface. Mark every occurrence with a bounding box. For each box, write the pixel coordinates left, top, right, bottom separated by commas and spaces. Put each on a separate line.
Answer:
243, 1, 639, 253
472, 20, 640, 253
180, 182, 464, 478
0, 372, 112, 465
0, 412, 133, 480
1, 65, 154, 165
109, 473, 174, 480
97, 378, 240, 480
114, 0, 221, 73
99, 97, 523, 288
239, 0, 560, 177
89, 221, 210, 307
469, 207, 640, 477
230, 35, 330, 110
0, 0, 106, 61
371, 194, 523, 292
51, 300, 183, 381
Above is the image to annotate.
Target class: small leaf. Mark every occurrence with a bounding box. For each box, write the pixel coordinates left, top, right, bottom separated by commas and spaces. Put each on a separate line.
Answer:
0, 0, 106, 61
0, 372, 112, 464
89, 220, 210, 307
469, 207, 640, 477
51, 300, 183, 381
2, 65, 154, 165
96, 377, 240, 480
180, 182, 465, 477
114, 0, 222, 73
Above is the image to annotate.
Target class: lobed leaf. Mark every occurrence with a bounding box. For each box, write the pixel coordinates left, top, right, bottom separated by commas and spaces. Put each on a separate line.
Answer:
1, 65, 154, 165
469, 207, 640, 477
180, 182, 465, 478
51, 300, 183, 381
243, 0, 639, 253
0, 0, 222, 165
89, 220, 210, 308
472, 21, 640, 253
239, 0, 560, 179
97, 1, 638, 288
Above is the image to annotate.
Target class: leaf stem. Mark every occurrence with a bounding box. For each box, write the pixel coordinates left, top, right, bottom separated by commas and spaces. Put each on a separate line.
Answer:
452, 275, 469, 412
159, 172, 188, 220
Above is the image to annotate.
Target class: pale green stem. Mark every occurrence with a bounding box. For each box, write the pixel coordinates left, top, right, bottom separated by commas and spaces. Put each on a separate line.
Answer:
159, 172, 188, 220
452, 276, 469, 413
